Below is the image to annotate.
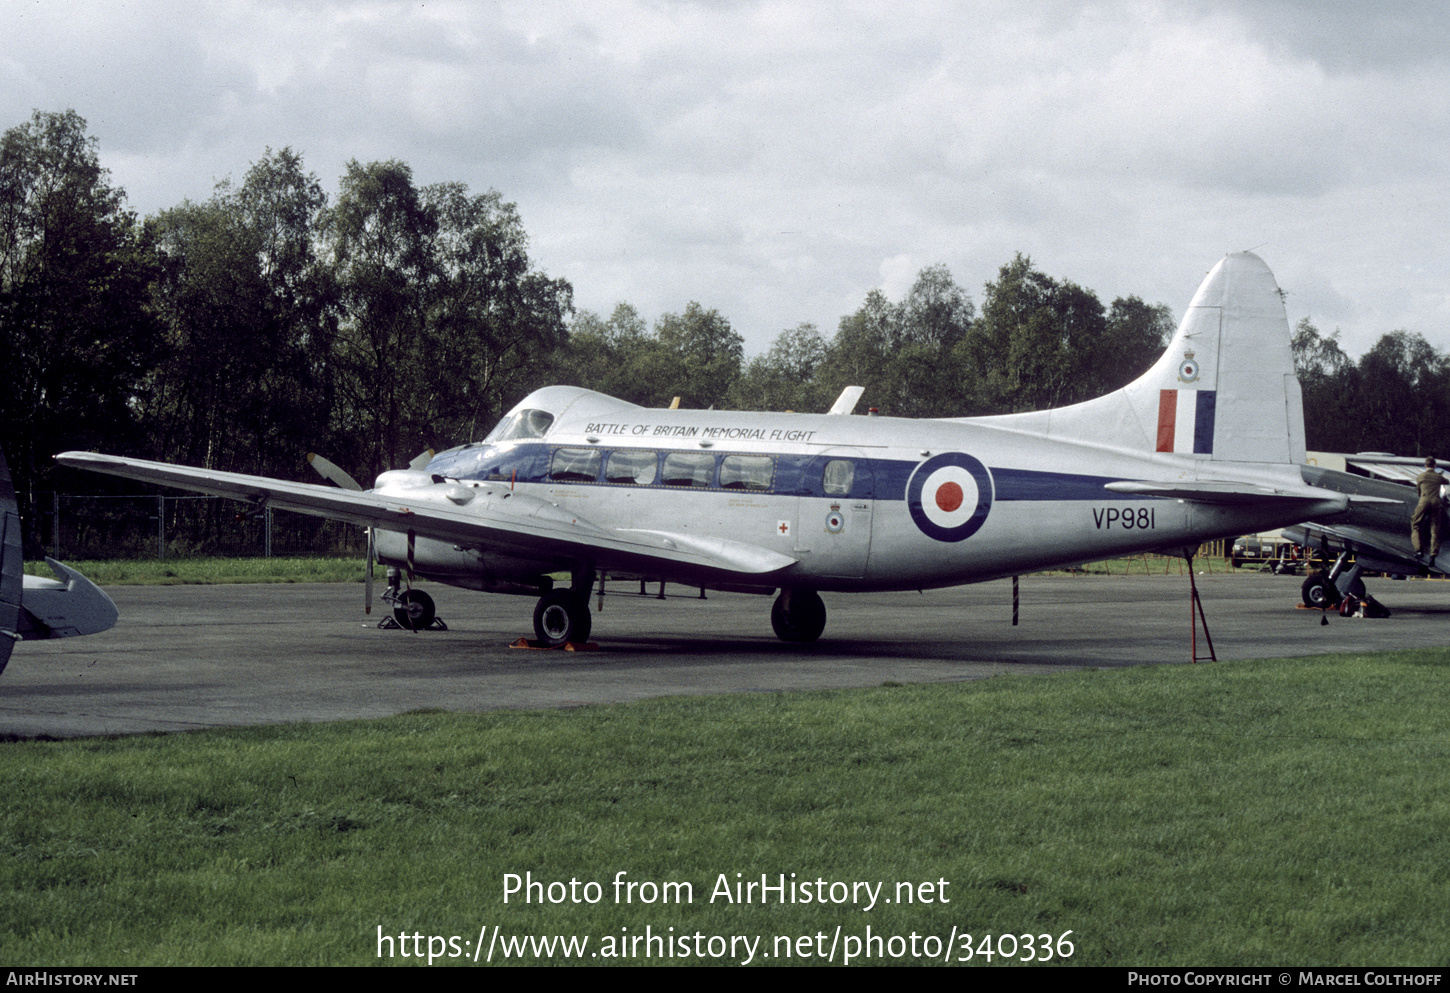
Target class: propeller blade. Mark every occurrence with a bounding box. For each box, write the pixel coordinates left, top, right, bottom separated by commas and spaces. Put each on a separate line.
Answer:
306, 453, 363, 491
408, 449, 436, 471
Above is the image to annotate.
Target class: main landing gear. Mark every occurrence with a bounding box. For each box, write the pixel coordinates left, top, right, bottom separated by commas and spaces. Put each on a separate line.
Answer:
525, 581, 828, 646
1301, 571, 1365, 609
1301, 552, 1366, 609
532, 589, 593, 647
771, 589, 827, 643
1300, 551, 1391, 618
529, 566, 597, 647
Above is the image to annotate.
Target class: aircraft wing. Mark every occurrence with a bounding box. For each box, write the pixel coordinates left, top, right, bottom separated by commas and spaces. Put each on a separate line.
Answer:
55, 452, 797, 579
1282, 521, 1440, 576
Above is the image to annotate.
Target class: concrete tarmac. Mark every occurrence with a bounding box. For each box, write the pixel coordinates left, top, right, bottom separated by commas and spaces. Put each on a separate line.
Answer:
3, 569, 1448, 738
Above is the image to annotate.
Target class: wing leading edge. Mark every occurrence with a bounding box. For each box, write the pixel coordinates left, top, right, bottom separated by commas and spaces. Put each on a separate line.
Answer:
54, 452, 796, 580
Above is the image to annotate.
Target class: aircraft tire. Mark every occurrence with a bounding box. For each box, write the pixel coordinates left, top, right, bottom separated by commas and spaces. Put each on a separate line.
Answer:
1302, 572, 1337, 608
393, 589, 436, 629
771, 589, 826, 644
534, 590, 591, 646
1301, 573, 1366, 609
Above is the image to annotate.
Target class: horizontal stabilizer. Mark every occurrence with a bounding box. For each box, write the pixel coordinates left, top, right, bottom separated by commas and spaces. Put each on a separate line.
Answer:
19, 558, 120, 639
1345, 495, 1406, 506
1104, 479, 1352, 510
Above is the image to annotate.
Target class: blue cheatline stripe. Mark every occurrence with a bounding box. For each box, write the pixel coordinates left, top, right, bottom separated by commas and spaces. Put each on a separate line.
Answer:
1194, 390, 1217, 455
988, 468, 1143, 502
429, 443, 1161, 504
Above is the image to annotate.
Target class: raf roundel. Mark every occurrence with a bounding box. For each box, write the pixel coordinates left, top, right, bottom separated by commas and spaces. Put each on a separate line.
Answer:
907, 452, 994, 542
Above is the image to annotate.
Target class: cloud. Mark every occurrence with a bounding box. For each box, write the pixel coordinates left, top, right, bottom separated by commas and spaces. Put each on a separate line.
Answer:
2, 0, 1449, 356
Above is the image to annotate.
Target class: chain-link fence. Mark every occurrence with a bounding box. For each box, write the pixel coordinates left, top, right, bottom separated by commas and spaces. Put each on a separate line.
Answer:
42, 493, 365, 560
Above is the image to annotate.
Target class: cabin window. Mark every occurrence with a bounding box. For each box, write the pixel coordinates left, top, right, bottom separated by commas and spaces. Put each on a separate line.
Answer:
487, 408, 555, 442
661, 452, 715, 487
823, 459, 854, 496
720, 455, 774, 491
605, 450, 657, 485
549, 448, 601, 482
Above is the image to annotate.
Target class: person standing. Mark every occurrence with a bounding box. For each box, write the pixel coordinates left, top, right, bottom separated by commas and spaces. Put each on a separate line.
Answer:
1412, 456, 1444, 562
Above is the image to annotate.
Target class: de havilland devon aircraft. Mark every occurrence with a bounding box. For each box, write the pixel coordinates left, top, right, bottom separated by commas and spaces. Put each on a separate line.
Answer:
59, 252, 1374, 646
0, 447, 119, 676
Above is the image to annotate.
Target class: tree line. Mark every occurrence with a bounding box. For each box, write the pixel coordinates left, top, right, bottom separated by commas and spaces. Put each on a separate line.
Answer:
1291, 320, 1450, 456
4, 108, 1442, 555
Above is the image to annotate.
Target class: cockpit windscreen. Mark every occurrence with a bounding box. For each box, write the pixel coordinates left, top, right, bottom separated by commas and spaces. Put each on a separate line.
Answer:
485, 408, 555, 443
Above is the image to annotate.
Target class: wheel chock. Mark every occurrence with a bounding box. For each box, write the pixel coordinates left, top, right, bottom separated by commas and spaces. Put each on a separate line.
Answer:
509, 638, 598, 651
378, 617, 449, 631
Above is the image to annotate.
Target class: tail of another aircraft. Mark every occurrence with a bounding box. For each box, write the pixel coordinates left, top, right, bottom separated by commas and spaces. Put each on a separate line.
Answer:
0, 448, 118, 677
0, 450, 24, 676
978, 251, 1306, 465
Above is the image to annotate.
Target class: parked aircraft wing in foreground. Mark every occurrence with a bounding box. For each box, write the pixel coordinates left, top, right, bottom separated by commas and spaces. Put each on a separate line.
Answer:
60, 252, 1352, 645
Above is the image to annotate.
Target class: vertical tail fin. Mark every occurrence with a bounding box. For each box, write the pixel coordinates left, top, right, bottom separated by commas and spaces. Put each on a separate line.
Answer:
987, 252, 1305, 464
1145, 251, 1304, 464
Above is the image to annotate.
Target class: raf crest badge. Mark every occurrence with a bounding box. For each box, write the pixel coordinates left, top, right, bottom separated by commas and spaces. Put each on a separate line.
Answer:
1177, 350, 1200, 384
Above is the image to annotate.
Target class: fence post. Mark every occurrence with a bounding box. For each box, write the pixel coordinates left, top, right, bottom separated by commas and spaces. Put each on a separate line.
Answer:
52, 492, 60, 558
157, 495, 165, 559
265, 506, 272, 558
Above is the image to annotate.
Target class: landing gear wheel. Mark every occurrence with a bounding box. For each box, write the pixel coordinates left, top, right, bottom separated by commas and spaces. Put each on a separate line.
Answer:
771, 589, 827, 643
393, 589, 435, 629
1301, 572, 1364, 609
533, 590, 592, 647
1302, 572, 1336, 608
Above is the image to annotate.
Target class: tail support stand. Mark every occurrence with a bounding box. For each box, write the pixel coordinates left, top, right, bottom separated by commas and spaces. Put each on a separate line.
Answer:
1186, 551, 1217, 663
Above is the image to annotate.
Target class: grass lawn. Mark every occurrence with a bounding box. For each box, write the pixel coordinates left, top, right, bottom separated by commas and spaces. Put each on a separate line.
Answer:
4, 647, 1448, 966
24, 556, 366, 585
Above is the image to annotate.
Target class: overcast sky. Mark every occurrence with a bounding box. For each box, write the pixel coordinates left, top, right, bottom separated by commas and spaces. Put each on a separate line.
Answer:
4, 0, 1448, 359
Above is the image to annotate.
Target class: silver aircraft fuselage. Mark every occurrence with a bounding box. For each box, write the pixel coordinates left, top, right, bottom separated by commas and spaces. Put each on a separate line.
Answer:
377, 387, 1323, 595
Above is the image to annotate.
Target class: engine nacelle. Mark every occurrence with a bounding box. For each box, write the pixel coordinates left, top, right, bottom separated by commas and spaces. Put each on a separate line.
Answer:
371, 529, 555, 592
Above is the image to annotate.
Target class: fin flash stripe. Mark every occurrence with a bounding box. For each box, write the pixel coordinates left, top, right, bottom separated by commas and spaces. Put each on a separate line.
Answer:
1157, 389, 1216, 455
